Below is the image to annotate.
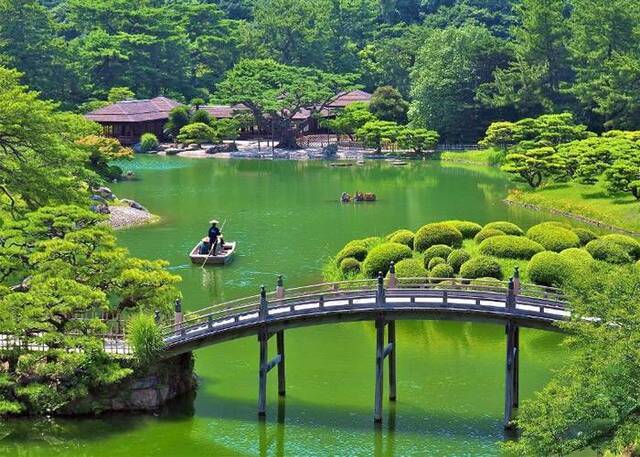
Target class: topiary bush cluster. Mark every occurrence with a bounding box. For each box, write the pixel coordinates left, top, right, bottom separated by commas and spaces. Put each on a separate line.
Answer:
386, 229, 414, 248
428, 257, 446, 269
572, 228, 597, 246
478, 235, 545, 259
392, 258, 427, 278
585, 239, 632, 264
423, 244, 453, 267
336, 241, 368, 263
447, 249, 471, 273
600, 234, 640, 260
526, 222, 580, 252
446, 220, 482, 239
430, 263, 454, 279
340, 257, 361, 275
362, 242, 413, 277
459, 256, 503, 280
414, 223, 463, 252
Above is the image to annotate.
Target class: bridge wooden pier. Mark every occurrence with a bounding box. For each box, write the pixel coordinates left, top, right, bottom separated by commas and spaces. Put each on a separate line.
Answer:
162, 265, 568, 429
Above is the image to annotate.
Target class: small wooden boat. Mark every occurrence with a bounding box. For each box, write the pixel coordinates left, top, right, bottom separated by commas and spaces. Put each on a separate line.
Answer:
189, 241, 237, 265
390, 160, 407, 166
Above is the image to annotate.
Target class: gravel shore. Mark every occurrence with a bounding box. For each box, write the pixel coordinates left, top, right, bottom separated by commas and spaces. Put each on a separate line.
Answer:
108, 205, 157, 230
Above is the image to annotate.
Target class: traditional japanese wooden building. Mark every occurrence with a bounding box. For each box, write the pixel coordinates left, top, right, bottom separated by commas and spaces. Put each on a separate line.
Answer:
85, 97, 182, 145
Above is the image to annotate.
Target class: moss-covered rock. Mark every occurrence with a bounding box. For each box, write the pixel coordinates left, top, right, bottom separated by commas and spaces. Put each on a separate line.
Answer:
526, 222, 580, 252
585, 239, 632, 264
600, 234, 640, 260
423, 244, 453, 267
527, 251, 572, 287
446, 220, 483, 239
459, 256, 503, 280
483, 221, 524, 236
386, 229, 415, 249
479, 235, 545, 259
339, 257, 361, 275
447, 249, 471, 273
362, 242, 413, 277
414, 223, 463, 252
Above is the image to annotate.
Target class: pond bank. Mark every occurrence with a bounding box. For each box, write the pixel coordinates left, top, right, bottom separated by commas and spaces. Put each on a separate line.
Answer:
108, 204, 160, 230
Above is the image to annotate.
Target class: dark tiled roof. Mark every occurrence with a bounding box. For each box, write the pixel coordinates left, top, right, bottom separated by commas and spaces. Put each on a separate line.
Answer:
202, 104, 251, 119
85, 97, 182, 123
327, 90, 372, 108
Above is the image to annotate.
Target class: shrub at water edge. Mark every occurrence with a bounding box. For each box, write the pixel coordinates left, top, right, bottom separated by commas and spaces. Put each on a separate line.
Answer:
446, 220, 483, 238
392, 258, 427, 278
447, 249, 471, 273
340, 257, 361, 275
479, 235, 545, 259
527, 252, 572, 287
600, 234, 640, 259
474, 228, 505, 243
362, 242, 413, 277
585, 239, 632, 264
414, 223, 463, 252
386, 229, 414, 248
483, 221, 524, 236
140, 133, 159, 153
572, 228, 597, 246
127, 313, 164, 366
423, 244, 453, 266
526, 222, 580, 252
428, 257, 446, 269
336, 242, 368, 263
430, 263, 454, 279
459, 256, 503, 280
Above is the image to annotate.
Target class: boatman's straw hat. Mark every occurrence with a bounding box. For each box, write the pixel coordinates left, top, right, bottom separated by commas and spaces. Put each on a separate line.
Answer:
209, 219, 219, 224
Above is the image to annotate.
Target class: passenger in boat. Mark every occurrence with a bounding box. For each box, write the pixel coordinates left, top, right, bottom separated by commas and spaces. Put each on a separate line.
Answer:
341, 192, 351, 203
217, 233, 226, 254
199, 237, 211, 255
208, 219, 221, 252
355, 191, 364, 202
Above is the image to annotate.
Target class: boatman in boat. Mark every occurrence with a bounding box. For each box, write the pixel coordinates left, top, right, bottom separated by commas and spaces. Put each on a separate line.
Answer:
208, 219, 221, 253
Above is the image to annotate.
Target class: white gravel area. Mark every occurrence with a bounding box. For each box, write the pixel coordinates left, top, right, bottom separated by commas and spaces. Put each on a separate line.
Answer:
108, 205, 154, 229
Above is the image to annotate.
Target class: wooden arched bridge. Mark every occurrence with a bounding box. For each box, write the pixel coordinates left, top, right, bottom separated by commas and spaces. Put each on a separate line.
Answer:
162, 266, 569, 429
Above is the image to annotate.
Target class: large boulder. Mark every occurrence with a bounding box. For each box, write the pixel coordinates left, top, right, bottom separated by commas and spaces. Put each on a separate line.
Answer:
120, 199, 148, 212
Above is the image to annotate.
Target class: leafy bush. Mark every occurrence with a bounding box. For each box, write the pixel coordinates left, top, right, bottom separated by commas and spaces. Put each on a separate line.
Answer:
430, 263, 454, 278
474, 228, 505, 243
479, 235, 545, 259
127, 313, 164, 365
140, 133, 159, 153
423, 244, 453, 267
428, 256, 446, 269
392, 258, 427, 278
459, 256, 503, 279
559, 248, 594, 265
446, 220, 483, 238
414, 223, 463, 252
191, 109, 212, 125
526, 222, 580, 252
600, 234, 640, 260
339, 257, 361, 275
362, 242, 413, 277
447, 249, 471, 273
336, 241, 368, 263
360, 237, 383, 249
527, 252, 572, 287
386, 229, 414, 248
177, 122, 219, 144
572, 228, 597, 246
585, 239, 632, 264
483, 221, 524, 236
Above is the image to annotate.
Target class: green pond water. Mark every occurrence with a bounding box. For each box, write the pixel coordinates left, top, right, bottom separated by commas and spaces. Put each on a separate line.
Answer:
2, 157, 573, 456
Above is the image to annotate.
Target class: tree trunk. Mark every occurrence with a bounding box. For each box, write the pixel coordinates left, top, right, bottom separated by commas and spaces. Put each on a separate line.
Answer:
275, 119, 299, 149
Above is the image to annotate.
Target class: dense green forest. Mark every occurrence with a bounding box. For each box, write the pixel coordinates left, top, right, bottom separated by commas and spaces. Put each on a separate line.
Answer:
1, 0, 639, 141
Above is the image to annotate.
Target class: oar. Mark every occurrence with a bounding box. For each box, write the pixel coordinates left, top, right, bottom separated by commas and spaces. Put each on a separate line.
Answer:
201, 219, 227, 268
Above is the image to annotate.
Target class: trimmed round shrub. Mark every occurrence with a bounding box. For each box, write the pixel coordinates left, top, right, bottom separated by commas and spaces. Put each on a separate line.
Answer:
572, 228, 597, 246
483, 221, 524, 236
446, 220, 483, 238
526, 222, 580, 252
600, 234, 640, 260
339, 257, 361, 275
447, 249, 471, 273
414, 223, 463, 252
392, 258, 427, 278
386, 229, 414, 249
336, 241, 368, 263
459, 256, 503, 280
479, 235, 545, 259
362, 242, 413, 277
585, 239, 632, 264
423, 244, 453, 267
360, 236, 384, 249
474, 228, 505, 244
430, 263, 454, 279
428, 257, 446, 269
140, 133, 159, 153
527, 252, 572, 287
559, 248, 593, 265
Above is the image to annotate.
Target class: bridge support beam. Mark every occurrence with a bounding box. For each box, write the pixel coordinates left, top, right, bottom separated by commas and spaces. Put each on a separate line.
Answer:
374, 318, 396, 423
504, 321, 519, 429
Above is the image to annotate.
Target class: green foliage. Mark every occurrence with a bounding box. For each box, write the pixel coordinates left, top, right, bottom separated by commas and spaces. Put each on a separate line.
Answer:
459, 255, 503, 280
573, 228, 598, 246
426, 257, 444, 270
386, 229, 414, 249
502, 146, 566, 188
585, 239, 632, 264
559, 247, 594, 267
177, 123, 219, 145
75, 135, 133, 181
361, 242, 412, 277
217, 118, 241, 141
446, 220, 483, 239
474, 228, 505, 243
336, 241, 368, 263
527, 251, 572, 287
526, 222, 581, 252
190, 109, 212, 126
423, 244, 453, 268
414, 223, 463, 252
600, 234, 640, 260
392, 258, 427, 278
140, 133, 159, 153
107, 87, 134, 103
603, 159, 640, 200
479, 235, 545, 259
430, 263, 454, 279
396, 128, 440, 155
369, 86, 409, 123
483, 221, 524, 236
323, 102, 375, 139
339, 257, 361, 275
355, 120, 401, 153
447, 249, 471, 273
127, 313, 164, 365
165, 107, 191, 139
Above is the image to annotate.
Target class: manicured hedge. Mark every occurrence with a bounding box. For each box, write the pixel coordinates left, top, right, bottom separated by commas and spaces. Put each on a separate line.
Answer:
362, 242, 413, 277
414, 223, 463, 252
339, 257, 361, 275
386, 229, 415, 248
459, 256, 503, 280
527, 252, 572, 287
360, 237, 383, 249
474, 228, 505, 244
526, 222, 580, 252
559, 248, 593, 265
483, 221, 524, 236
478, 235, 545, 259
336, 241, 368, 263
430, 263, 454, 279
585, 239, 632, 264
600, 234, 640, 260
572, 228, 597, 246
446, 220, 483, 239
447, 249, 471, 273
428, 257, 446, 269
392, 258, 427, 278
423, 244, 453, 267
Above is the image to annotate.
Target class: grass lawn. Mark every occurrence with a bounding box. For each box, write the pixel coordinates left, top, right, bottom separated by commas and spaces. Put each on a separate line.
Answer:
506, 180, 640, 234
440, 148, 505, 166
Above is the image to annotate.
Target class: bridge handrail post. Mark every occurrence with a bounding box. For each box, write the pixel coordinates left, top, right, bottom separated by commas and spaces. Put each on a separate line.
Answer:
376, 271, 386, 307
388, 262, 397, 289
174, 299, 183, 335
506, 278, 516, 310
259, 285, 268, 321
276, 275, 285, 300
513, 267, 521, 296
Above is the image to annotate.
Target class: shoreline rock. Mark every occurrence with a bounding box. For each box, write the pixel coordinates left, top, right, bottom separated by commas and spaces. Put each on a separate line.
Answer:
108, 204, 158, 230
